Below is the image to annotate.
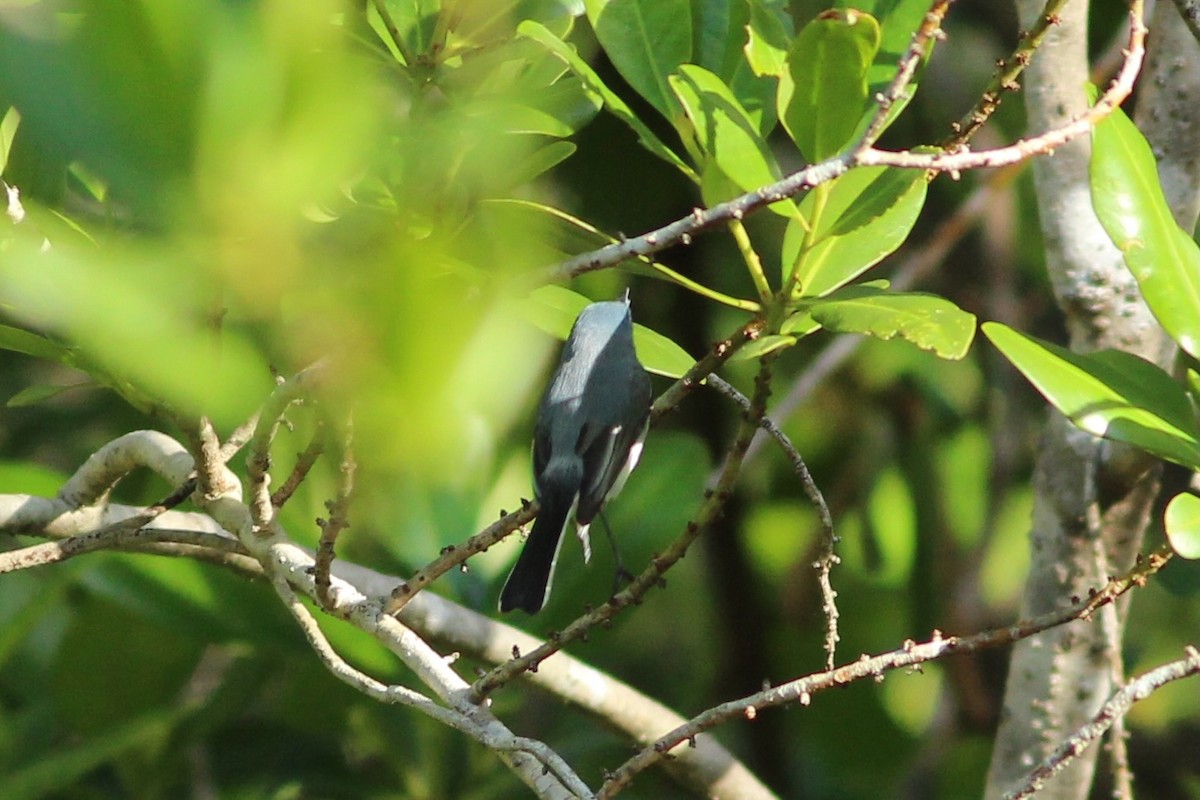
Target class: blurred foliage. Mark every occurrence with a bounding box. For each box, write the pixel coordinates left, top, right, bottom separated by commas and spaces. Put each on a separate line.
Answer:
0, 1, 1197, 799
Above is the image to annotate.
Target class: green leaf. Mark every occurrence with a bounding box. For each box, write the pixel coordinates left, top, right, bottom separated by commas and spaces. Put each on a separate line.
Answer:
0, 107, 19, 175
686, 0, 778, 133
518, 20, 696, 178
632, 322, 696, 378
729, 333, 796, 361
520, 285, 695, 377
585, 0, 692, 123
983, 322, 1200, 470
502, 141, 577, 187
368, 0, 440, 64
782, 279, 891, 335
780, 311, 821, 336
0, 324, 71, 362
7, 383, 86, 407
669, 65, 796, 216
744, 0, 792, 78
807, 286, 977, 359
785, 166, 927, 296
692, 0, 750, 81
779, 9, 880, 162
851, 0, 932, 137
1091, 103, 1200, 360
1164, 493, 1200, 559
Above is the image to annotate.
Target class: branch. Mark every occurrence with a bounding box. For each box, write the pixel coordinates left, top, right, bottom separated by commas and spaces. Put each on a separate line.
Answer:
597, 545, 1175, 796
268, 560, 592, 798
1004, 647, 1200, 800
315, 418, 355, 610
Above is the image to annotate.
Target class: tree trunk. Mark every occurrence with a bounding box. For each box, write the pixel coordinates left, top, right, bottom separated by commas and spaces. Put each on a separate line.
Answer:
982, 0, 1200, 796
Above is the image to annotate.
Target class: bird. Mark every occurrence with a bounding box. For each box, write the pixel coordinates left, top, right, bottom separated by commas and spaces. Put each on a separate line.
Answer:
499, 294, 652, 614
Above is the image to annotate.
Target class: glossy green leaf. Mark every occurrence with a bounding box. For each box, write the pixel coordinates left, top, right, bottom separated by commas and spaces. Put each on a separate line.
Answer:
632, 323, 697, 378
688, 0, 778, 133
744, 0, 792, 77
729, 333, 796, 362
502, 141, 576, 187
0, 324, 71, 362
807, 286, 977, 359
669, 65, 796, 216
782, 279, 891, 335
692, 0, 749, 81
785, 166, 927, 296
779, 10, 880, 162
7, 383, 85, 407
1164, 492, 1200, 559
585, 0, 692, 123
521, 285, 694, 377
518, 20, 696, 178
984, 322, 1200, 469
1092, 104, 1200, 360
780, 311, 821, 336
0, 107, 19, 175
367, 0, 438, 64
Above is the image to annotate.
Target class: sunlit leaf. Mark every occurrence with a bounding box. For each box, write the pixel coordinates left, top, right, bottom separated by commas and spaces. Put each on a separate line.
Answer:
744, 0, 792, 77
807, 285, 977, 359
785, 166, 927, 295
518, 20, 696, 178
669, 65, 796, 216
0, 107, 20, 175
585, 0, 692, 123
1092, 103, 1200, 360
779, 9, 880, 162
1164, 492, 1200, 559
7, 383, 86, 407
0, 324, 71, 362
984, 322, 1200, 469
729, 333, 796, 361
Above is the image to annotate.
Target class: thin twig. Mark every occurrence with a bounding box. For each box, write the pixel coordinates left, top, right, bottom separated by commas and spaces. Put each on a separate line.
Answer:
860, 0, 956, 148
219, 409, 262, 464
0, 521, 250, 575
942, 0, 1072, 149
1004, 646, 1200, 800
596, 544, 1175, 796
706, 375, 840, 669
271, 427, 326, 508
245, 361, 327, 535
315, 417, 355, 610
267, 566, 594, 797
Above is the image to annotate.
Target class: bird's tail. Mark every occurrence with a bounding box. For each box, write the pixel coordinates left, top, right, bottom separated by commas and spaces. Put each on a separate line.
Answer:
499, 488, 574, 614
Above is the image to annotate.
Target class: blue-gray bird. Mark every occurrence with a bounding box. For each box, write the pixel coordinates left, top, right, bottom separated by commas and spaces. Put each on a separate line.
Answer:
499, 295, 652, 614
